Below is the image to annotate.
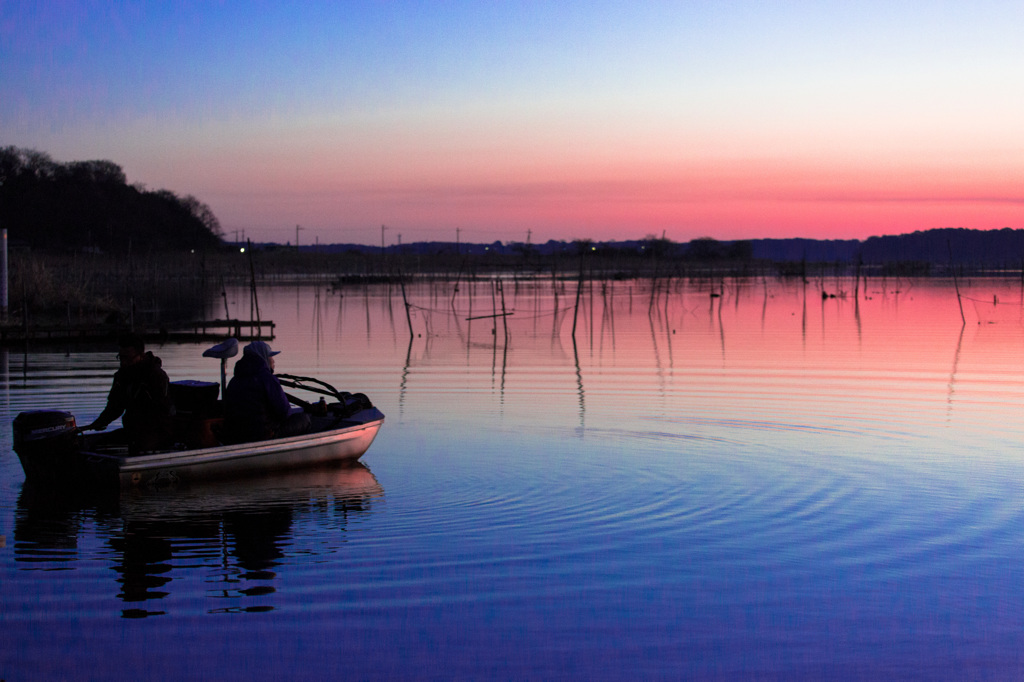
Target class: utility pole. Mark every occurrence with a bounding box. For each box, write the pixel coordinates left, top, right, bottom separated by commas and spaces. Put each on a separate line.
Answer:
295, 224, 304, 251
456, 227, 461, 256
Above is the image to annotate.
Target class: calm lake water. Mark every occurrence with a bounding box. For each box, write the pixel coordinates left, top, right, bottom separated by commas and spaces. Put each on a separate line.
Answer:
4, 276, 1024, 679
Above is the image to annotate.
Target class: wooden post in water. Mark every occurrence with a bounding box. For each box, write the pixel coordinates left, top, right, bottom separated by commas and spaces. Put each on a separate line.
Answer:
220, 276, 230, 319
451, 258, 464, 308
948, 240, 965, 326
854, 255, 861, 301
490, 279, 498, 345
498, 278, 509, 344
551, 260, 561, 312
400, 275, 414, 341
0, 228, 7, 323
21, 278, 27, 337
247, 239, 262, 338
571, 253, 584, 339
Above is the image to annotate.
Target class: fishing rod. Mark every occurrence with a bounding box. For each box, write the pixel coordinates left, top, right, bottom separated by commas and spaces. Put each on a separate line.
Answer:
276, 373, 351, 402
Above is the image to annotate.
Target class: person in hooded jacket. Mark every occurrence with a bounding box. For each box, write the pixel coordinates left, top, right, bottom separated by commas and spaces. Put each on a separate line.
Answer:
86, 333, 174, 453
223, 341, 310, 443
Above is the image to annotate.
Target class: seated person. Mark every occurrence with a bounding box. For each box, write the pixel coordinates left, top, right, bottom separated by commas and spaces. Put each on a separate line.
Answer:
223, 341, 310, 443
85, 333, 174, 453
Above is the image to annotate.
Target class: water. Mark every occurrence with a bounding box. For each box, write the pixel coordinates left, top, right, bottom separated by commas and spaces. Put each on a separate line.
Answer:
4, 276, 1024, 679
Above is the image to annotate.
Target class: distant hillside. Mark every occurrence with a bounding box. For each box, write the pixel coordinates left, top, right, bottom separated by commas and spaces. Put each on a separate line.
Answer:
254, 227, 1024, 268
0, 146, 223, 254
858, 228, 1024, 266
3, 146, 1015, 266
748, 228, 1024, 266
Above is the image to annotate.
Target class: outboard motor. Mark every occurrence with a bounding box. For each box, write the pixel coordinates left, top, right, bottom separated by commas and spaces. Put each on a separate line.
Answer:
12, 410, 80, 480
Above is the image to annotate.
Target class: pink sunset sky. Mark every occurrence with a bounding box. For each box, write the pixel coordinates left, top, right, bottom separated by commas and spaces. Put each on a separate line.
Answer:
3, 2, 1023, 246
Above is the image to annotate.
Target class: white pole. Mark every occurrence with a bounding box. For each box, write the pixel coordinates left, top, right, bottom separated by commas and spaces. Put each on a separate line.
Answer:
1, 229, 8, 322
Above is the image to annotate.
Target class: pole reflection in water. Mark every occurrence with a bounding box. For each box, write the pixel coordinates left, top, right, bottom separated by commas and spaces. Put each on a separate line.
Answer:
9, 276, 1024, 679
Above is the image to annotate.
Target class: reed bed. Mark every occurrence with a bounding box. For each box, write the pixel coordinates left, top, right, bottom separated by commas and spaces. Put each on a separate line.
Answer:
4, 245, 987, 330
10, 251, 210, 326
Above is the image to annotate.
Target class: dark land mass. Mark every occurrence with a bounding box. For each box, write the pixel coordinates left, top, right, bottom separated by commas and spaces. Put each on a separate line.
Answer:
3, 145, 1020, 270
0, 146, 222, 254
250, 227, 1024, 273
2, 145, 1023, 336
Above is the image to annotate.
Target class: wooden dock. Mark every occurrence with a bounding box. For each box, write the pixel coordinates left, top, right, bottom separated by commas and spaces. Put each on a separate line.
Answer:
0, 319, 274, 345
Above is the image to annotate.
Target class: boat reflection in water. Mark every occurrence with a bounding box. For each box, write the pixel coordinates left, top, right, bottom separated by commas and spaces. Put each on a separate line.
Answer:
14, 463, 383, 618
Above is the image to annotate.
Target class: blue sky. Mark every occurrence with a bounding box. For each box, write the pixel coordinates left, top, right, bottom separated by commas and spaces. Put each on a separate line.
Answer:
4, 1, 1024, 245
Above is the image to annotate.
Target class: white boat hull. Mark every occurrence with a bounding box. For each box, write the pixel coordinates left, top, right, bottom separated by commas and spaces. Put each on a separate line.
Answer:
83, 410, 385, 488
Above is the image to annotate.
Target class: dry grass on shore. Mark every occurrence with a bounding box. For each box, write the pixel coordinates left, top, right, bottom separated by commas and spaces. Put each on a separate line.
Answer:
2, 246, 815, 328
9, 251, 212, 326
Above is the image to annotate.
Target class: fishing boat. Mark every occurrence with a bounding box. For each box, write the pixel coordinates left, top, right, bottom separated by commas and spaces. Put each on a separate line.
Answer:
12, 340, 385, 489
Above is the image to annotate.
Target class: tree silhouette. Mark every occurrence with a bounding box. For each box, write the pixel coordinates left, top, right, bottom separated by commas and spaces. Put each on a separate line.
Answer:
0, 146, 223, 254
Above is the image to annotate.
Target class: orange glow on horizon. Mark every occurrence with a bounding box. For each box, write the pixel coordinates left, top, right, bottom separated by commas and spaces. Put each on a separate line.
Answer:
203, 152, 1024, 243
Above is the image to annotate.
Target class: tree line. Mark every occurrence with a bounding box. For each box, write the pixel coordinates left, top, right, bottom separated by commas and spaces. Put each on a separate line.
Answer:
0, 146, 223, 254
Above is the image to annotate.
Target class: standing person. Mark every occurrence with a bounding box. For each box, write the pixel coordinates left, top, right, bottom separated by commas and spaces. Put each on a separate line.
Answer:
86, 333, 174, 453
223, 341, 310, 443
